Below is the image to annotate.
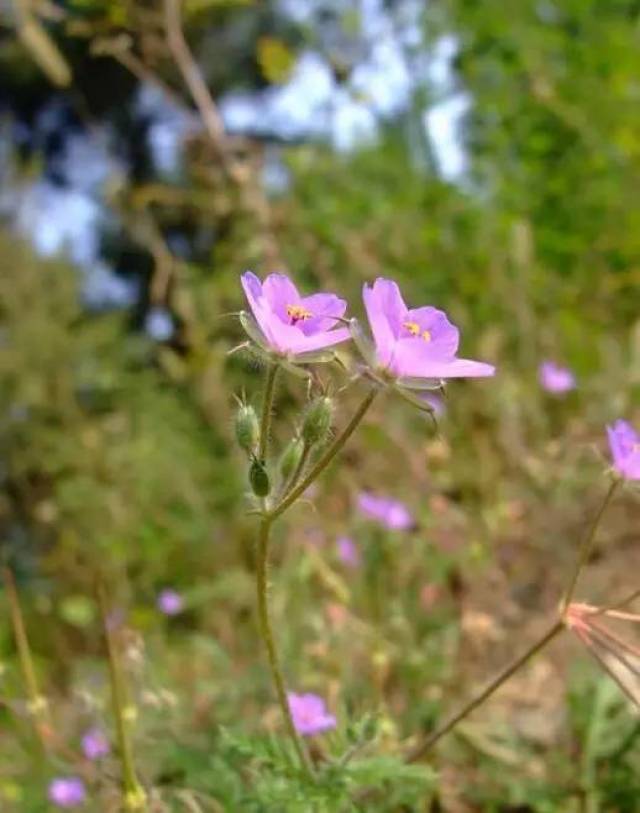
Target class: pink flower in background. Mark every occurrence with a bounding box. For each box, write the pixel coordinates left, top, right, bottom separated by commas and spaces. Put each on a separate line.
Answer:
336, 535, 360, 568
287, 692, 337, 736
607, 420, 640, 480
81, 727, 110, 760
358, 492, 414, 531
157, 588, 183, 616
539, 360, 576, 394
353, 278, 495, 386
48, 777, 86, 807
240, 272, 350, 357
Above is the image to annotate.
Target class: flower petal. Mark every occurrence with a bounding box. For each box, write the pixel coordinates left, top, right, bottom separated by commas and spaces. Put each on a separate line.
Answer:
299, 292, 347, 334
363, 278, 407, 367
262, 273, 301, 321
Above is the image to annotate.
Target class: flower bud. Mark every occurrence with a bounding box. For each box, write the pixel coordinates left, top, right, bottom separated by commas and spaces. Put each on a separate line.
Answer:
249, 457, 271, 497
279, 437, 304, 481
235, 403, 259, 454
301, 396, 333, 446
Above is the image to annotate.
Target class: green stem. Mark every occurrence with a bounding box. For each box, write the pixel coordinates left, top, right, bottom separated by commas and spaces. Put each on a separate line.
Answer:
406, 618, 564, 762
269, 387, 378, 522
560, 479, 619, 614
280, 440, 312, 500
98, 584, 147, 811
258, 362, 279, 462
2, 566, 50, 747
256, 517, 313, 776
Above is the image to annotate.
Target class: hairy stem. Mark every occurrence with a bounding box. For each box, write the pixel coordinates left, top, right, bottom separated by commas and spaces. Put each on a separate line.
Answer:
259, 362, 279, 463
280, 440, 312, 500
98, 584, 147, 811
270, 387, 378, 521
406, 618, 564, 762
560, 479, 619, 614
256, 518, 313, 776
2, 566, 50, 746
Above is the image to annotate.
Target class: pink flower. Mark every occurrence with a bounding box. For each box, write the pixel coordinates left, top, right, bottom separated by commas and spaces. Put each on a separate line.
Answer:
607, 420, 640, 480
81, 727, 110, 760
352, 278, 495, 390
357, 492, 414, 531
240, 272, 350, 359
48, 777, 86, 807
157, 589, 183, 616
336, 535, 360, 568
539, 361, 576, 394
287, 692, 337, 736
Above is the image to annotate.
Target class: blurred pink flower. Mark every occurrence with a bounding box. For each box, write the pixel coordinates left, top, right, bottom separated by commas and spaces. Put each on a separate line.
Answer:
357, 492, 414, 531
157, 588, 183, 616
539, 360, 576, 394
240, 272, 350, 358
336, 535, 360, 567
287, 692, 336, 736
81, 727, 110, 760
607, 419, 640, 480
353, 278, 495, 386
48, 777, 86, 807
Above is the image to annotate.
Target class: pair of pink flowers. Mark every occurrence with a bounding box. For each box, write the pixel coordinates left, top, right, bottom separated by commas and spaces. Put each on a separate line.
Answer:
240, 272, 495, 391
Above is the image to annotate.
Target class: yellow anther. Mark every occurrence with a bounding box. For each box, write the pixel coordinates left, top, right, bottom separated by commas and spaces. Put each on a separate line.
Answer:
403, 321, 420, 336
286, 304, 312, 323
421, 329, 432, 342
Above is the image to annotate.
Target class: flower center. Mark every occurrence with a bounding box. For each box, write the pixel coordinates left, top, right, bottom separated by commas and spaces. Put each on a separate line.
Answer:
403, 321, 431, 342
286, 304, 312, 324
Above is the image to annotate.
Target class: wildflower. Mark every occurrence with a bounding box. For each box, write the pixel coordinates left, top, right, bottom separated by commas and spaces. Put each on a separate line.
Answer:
607, 420, 640, 480
351, 278, 494, 404
539, 360, 576, 394
81, 727, 110, 760
336, 535, 360, 568
240, 272, 350, 363
48, 777, 86, 807
157, 589, 183, 616
287, 692, 337, 736
358, 491, 414, 531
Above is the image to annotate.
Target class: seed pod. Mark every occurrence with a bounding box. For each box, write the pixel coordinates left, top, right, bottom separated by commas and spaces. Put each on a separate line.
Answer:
249, 457, 271, 497
279, 437, 304, 481
301, 396, 333, 446
235, 403, 259, 454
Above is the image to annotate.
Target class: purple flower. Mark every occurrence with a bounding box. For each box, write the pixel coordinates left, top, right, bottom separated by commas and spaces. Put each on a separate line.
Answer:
539, 361, 576, 394
336, 535, 360, 568
357, 492, 414, 531
81, 727, 110, 760
287, 692, 337, 736
607, 420, 640, 480
240, 272, 350, 359
48, 777, 86, 807
157, 588, 183, 616
352, 278, 495, 389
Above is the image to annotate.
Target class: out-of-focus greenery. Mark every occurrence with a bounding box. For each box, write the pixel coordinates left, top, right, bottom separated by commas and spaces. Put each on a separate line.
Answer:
1, 1, 639, 811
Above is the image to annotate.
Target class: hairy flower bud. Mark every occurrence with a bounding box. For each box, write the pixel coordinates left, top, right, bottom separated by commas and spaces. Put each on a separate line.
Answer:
301, 396, 333, 446
279, 437, 304, 481
249, 457, 271, 497
235, 403, 259, 454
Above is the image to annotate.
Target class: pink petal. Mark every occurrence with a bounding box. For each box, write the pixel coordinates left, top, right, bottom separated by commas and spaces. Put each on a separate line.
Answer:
262, 273, 301, 321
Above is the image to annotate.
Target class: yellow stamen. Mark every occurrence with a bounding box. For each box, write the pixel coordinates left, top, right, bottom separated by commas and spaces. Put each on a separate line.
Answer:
403, 321, 431, 342
286, 304, 312, 323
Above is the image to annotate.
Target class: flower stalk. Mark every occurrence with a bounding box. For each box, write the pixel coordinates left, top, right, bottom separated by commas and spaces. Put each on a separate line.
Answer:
2, 566, 51, 748
560, 478, 619, 614
98, 582, 147, 811
406, 618, 565, 762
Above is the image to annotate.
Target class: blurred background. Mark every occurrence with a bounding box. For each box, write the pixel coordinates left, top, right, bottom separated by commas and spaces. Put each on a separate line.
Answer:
0, 0, 639, 810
